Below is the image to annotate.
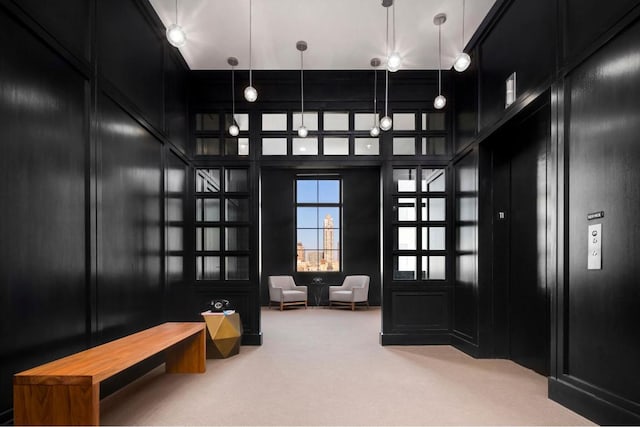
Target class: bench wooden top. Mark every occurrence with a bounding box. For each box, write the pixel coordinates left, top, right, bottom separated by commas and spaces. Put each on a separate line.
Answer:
14, 322, 205, 386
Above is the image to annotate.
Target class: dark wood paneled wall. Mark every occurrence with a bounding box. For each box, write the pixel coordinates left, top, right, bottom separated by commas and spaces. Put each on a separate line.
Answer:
0, 5, 88, 418
452, 148, 479, 352
0, 0, 189, 422
552, 14, 640, 423
454, 0, 640, 423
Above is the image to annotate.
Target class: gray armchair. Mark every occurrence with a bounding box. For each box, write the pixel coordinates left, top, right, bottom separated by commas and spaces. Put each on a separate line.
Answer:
329, 275, 370, 310
268, 276, 308, 311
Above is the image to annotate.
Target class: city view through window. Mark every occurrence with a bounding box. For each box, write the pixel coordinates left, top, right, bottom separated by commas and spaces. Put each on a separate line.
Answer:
296, 179, 341, 272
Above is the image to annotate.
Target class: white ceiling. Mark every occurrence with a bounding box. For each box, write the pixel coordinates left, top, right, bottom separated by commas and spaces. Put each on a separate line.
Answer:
149, 0, 495, 71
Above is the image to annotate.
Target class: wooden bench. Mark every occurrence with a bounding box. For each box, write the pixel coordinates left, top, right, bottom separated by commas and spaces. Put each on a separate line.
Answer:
13, 322, 206, 426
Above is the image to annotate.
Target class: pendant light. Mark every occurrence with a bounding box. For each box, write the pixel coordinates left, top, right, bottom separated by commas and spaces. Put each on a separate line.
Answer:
243, 0, 258, 102
380, 2, 393, 131
370, 58, 381, 137
387, 0, 401, 72
433, 13, 447, 110
166, 0, 186, 48
453, 0, 471, 72
297, 41, 308, 138
228, 57, 240, 136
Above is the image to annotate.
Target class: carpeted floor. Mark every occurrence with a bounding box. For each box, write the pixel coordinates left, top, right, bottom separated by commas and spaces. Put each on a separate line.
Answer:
101, 307, 594, 426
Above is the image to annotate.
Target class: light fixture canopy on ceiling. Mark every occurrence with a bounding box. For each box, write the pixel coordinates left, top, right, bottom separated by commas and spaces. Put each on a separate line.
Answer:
244, 0, 258, 102
433, 13, 447, 110
297, 40, 308, 138
370, 58, 381, 137
228, 57, 240, 137
166, 0, 186, 48
453, 0, 471, 72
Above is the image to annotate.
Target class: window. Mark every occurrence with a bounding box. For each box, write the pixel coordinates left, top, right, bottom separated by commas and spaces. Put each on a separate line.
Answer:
296, 178, 341, 272
194, 113, 249, 156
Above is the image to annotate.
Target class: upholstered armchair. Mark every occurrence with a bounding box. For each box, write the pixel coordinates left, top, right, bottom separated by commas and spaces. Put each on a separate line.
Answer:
328, 275, 370, 310
268, 276, 308, 311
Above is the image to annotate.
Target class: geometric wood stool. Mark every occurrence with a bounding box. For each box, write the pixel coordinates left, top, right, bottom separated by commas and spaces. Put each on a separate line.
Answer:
201, 311, 243, 358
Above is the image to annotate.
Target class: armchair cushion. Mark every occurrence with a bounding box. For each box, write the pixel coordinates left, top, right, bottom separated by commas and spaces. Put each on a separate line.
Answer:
268, 275, 308, 302
329, 275, 370, 303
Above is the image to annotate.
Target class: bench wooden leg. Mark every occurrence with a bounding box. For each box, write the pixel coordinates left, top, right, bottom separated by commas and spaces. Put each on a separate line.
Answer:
166, 328, 206, 374
14, 383, 99, 426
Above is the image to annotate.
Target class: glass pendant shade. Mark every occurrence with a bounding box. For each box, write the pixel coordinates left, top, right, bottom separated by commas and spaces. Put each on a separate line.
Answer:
297, 126, 308, 138
454, 52, 471, 72
244, 86, 257, 102
229, 123, 240, 136
387, 52, 401, 72
434, 95, 446, 109
166, 24, 186, 47
380, 115, 392, 131
370, 125, 381, 137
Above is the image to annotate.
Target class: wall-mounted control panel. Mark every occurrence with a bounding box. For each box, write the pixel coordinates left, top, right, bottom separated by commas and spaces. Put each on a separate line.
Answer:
588, 223, 602, 270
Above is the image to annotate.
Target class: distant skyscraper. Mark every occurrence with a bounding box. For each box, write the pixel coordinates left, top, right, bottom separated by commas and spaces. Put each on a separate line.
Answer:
323, 214, 334, 270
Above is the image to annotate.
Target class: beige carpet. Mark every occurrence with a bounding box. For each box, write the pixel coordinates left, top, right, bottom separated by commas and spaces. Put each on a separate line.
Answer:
101, 307, 594, 426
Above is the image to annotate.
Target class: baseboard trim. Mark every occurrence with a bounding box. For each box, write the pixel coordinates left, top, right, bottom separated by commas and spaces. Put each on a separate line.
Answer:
549, 377, 640, 425
379, 332, 450, 346
242, 332, 263, 345
451, 334, 481, 358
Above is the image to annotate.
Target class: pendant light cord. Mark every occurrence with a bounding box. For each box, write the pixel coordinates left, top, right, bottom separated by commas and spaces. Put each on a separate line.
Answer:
373, 68, 377, 126
385, 7, 389, 117
300, 50, 304, 126
392, 1, 396, 52
438, 23, 442, 95
249, 0, 253, 86
462, 0, 465, 49
175, 0, 178, 25
231, 65, 235, 120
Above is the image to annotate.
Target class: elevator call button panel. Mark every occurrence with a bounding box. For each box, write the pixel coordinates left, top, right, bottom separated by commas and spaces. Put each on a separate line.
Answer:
588, 223, 602, 270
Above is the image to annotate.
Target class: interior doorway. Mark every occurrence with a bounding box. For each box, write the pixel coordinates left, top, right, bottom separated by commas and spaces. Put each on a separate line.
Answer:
490, 104, 550, 375
260, 167, 381, 308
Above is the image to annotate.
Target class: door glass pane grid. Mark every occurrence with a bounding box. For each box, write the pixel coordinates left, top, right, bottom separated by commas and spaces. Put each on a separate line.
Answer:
421, 198, 446, 222
421, 256, 446, 280
422, 227, 446, 250
225, 169, 249, 192
396, 197, 417, 221
392, 166, 448, 283
196, 167, 250, 282
393, 256, 416, 280
196, 169, 221, 193
393, 168, 417, 192
421, 169, 446, 192
196, 198, 220, 222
